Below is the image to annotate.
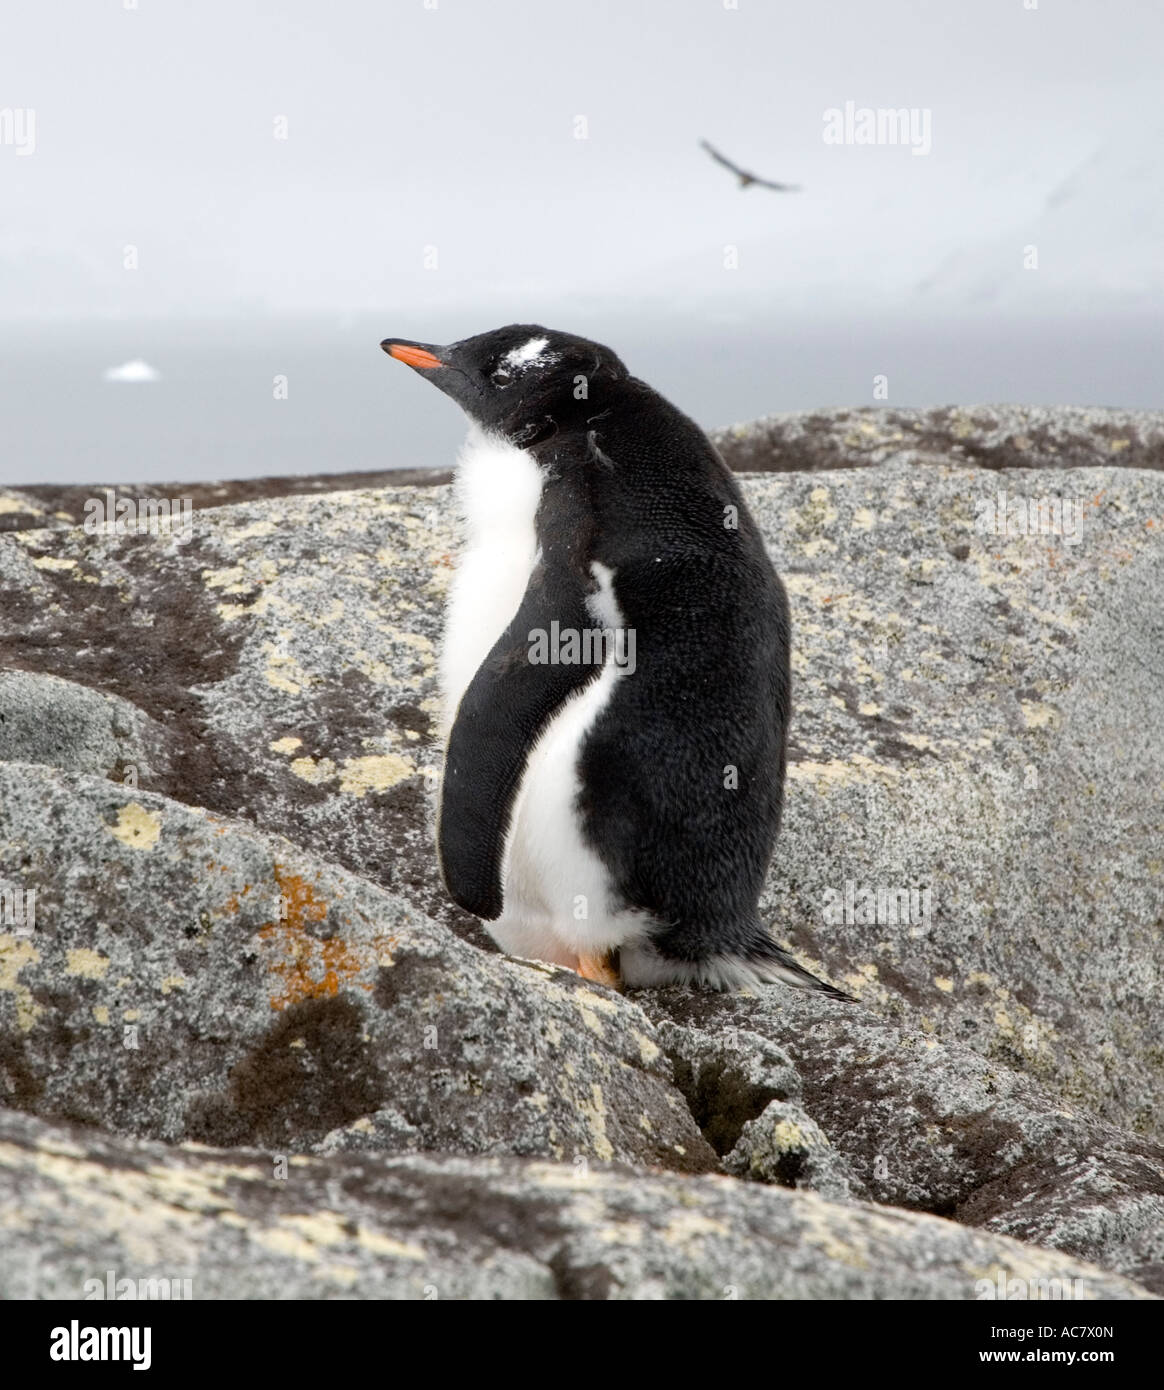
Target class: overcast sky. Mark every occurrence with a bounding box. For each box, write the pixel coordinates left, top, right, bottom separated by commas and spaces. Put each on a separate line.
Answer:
4, 0, 1162, 325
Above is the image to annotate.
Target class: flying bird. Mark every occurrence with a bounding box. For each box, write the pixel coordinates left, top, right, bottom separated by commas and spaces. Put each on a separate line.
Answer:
700, 139, 801, 192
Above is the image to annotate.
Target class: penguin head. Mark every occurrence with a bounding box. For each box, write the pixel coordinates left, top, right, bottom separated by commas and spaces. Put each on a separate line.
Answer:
381, 324, 627, 447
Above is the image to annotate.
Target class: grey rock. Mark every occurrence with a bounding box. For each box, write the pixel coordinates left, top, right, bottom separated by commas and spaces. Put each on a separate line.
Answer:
956, 1148, 1164, 1296
0, 762, 714, 1173
0, 489, 72, 535
655, 1019, 803, 1151
314, 1107, 422, 1156
643, 988, 1164, 1292
0, 486, 476, 950
0, 669, 169, 783
710, 404, 1164, 474
738, 458, 1164, 1142
723, 1099, 861, 1202
0, 1108, 1151, 1301
656, 1019, 862, 1199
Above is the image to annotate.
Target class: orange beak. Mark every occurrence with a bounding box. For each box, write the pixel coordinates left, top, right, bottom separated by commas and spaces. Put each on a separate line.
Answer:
386, 343, 444, 370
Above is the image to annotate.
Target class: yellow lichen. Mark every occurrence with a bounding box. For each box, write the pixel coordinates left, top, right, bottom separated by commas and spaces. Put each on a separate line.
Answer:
108, 803, 162, 850
337, 754, 415, 796
66, 949, 111, 979
0, 936, 42, 1031
289, 756, 337, 786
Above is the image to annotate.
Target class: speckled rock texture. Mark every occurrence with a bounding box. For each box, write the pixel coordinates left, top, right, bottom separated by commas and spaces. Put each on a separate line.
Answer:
0, 763, 711, 1172
0, 1109, 1151, 1301
747, 459, 1164, 1144
723, 1098, 860, 1202
0, 669, 172, 784
646, 990, 1164, 1293
1, 405, 1161, 1299
711, 404, 1164, 475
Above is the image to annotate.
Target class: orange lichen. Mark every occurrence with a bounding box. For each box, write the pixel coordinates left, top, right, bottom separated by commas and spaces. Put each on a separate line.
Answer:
257, 865, 392, 1011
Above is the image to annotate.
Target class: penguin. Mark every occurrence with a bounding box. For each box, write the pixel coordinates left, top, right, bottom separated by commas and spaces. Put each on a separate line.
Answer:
381, 325, 851, 999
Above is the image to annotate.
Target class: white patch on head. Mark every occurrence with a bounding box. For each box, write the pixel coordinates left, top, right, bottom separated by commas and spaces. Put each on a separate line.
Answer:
503, 336, 555, 369
440, 426, 543, 735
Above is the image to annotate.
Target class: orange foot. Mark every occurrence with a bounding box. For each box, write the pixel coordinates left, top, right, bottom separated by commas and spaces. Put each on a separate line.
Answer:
576, 951, 622, 992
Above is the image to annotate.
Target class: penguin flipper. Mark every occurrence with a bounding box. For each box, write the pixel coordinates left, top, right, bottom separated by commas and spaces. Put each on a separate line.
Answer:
437, 569, 599, 922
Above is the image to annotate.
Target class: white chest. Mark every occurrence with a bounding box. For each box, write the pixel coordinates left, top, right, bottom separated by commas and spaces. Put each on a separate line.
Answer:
439, 428, 543, 732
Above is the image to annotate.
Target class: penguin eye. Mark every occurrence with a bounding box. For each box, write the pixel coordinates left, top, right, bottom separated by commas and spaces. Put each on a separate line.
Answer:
490, 367, 514, 386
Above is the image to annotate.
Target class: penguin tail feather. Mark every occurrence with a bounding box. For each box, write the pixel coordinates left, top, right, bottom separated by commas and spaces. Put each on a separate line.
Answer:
738, 932, 857, 1002
619, 931, 856, 1000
